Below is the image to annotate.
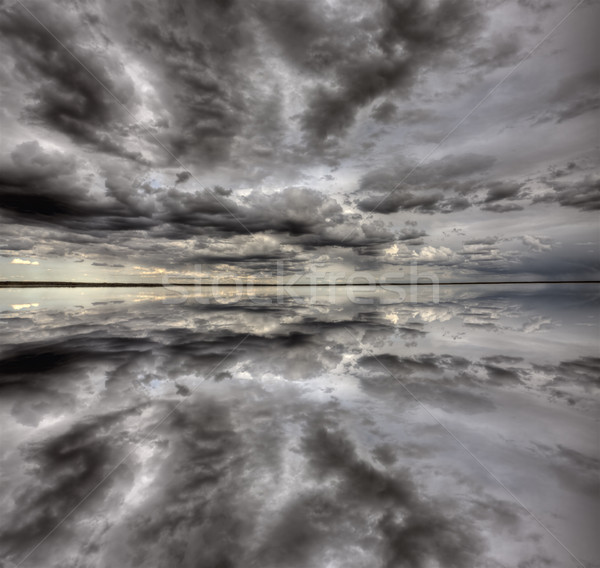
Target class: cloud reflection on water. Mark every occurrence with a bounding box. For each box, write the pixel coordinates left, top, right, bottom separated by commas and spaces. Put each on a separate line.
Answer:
0, 285, 598, 567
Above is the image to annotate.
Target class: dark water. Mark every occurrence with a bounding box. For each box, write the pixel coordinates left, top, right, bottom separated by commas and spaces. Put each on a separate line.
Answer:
0, 285, 598, 568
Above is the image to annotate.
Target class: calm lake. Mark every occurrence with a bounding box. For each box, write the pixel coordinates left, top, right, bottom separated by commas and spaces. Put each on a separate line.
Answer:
1, 285, 598, 567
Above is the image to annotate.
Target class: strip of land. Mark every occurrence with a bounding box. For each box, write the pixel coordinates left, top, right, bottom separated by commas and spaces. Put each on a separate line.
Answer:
1, 281, 598, 288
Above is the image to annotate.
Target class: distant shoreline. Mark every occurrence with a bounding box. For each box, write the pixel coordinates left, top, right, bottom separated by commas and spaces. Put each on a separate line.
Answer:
1, 281, 598, 288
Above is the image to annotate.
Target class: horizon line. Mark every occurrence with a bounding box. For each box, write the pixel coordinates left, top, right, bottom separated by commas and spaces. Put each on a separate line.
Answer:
1, 280, 599, 288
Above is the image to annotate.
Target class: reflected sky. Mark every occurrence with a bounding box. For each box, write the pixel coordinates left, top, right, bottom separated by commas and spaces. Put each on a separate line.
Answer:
0, 285, 598, 568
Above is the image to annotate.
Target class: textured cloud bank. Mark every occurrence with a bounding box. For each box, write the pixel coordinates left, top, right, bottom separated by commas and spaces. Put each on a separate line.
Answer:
0, 0, 598, 280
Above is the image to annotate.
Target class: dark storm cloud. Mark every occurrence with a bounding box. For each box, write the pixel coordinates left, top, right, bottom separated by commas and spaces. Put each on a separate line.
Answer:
357, 152, 598, 216
0, 0, 489, 169
0, 142, 396, 256
0, 1, 146, 163
370, 100, 399, 124
355, 152, 496, 214
517, 0, 557, 12
0, 142, 158, 232
468, 241, 600, 280
482, 182, 525, 204
161, 186, 343, 238
358, 191, 438, 214
174, 171, 192, 184
398, 226, 428, 242
109, 0, 281, 167
475, 181, 527, 212
357, 190, 471, 215
480, 202, 524, 213
0, 0, 597, 280
0, 237, 35, 251
469, 31, 522, 70
533, 176, 600, 211
359, 153, 497, 191
464, 236, 499, 246
482, 355, 524, 365
0, 0, 287, 170
285, 0, 483, 150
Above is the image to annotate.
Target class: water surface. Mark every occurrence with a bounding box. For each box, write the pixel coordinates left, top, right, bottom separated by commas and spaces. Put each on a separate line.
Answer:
0, 285, 598, 567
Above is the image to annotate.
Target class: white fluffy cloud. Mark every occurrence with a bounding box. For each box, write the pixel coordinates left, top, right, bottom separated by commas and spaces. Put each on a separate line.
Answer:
412, 246, 456, 263
10, 258, 39, 265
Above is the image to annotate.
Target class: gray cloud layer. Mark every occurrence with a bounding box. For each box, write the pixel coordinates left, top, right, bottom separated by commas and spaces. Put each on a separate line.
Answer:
0, 0, 598, 280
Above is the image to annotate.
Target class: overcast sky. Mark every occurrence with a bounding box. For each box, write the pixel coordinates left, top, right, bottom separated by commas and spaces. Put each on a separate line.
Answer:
0, 0, 598, 282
